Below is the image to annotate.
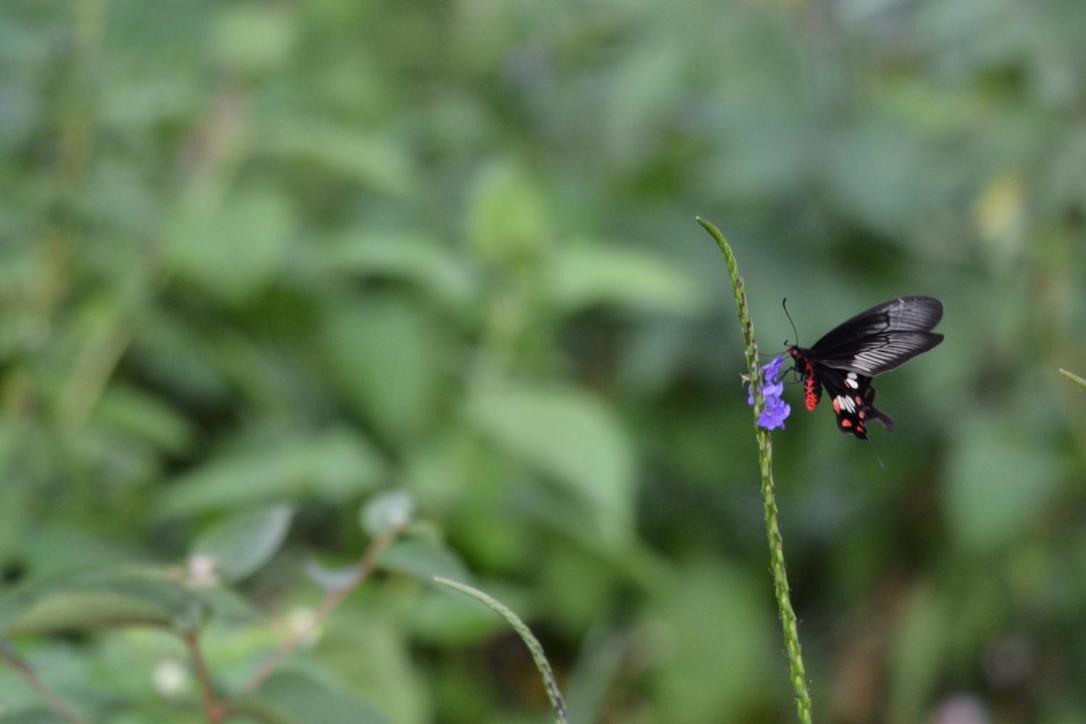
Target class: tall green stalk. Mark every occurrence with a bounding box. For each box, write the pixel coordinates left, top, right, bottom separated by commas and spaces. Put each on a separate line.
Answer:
698, 217, 813, 724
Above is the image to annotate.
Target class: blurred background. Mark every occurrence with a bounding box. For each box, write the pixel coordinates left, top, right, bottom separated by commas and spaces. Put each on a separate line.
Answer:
1, 0, 1085, 722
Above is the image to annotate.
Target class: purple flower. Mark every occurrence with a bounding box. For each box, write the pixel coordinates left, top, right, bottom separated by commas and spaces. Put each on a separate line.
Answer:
746, 355, 791, 431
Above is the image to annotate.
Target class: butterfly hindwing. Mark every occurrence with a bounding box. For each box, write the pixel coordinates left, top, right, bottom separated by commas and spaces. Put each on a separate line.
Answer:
817, 366, 895, 439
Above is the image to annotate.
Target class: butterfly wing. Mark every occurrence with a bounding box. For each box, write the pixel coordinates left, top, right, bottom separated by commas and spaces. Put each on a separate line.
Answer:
810, 296, 944, 376
816, 365, 895, 439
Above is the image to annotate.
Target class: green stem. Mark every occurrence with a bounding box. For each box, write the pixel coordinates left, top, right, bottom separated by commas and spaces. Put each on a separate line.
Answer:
1059, 368, 1086, 390
697, 217, 813, 724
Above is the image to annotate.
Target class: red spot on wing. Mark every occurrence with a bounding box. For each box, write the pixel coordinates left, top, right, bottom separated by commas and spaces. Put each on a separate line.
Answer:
840, 418, 852, 428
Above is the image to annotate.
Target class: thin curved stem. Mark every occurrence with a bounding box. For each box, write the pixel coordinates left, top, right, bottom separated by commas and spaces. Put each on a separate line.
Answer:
0, 642, 87, 724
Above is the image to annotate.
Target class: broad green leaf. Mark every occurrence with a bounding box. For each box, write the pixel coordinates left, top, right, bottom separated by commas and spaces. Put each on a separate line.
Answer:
191, 585, 260, 624
316, 616, 430, 724
0, 568, 194, 637
312, 233, 475, 308
255, 121, 414, 195
165, 186, 295, 305
159, 429, 384, 516
128, 312, 231, 404
467, 161, 549, 265
247, 670, 389, 724
380, 540, 471, 583
465, 385, 635, 546
91, 384, 195, 456
213, 3, 296, 74
547, 242, 704, 315
943, 417, 1059, 551
190, 504, 293, 582
321, 296, 443, 443
303, 559, 359, 592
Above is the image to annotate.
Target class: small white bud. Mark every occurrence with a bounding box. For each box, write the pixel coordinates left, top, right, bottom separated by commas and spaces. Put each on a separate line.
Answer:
361, 489, 415, 535
186, 554, 219, 587
152, 659, 189, 698
286, 606, 321, 648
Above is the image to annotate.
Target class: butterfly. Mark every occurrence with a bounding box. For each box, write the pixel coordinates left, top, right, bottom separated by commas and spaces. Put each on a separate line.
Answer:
786, 296, 944, 439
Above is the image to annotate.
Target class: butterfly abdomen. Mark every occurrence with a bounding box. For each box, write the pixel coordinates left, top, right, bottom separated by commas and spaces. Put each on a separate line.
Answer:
788, 346, 821, 411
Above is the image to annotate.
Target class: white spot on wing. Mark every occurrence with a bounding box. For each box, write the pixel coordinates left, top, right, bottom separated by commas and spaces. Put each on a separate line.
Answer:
835, 395, 856, 413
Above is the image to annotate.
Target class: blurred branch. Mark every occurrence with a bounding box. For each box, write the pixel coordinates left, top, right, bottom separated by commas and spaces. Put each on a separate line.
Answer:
697, 217, 813, 724
214, 523, 406, 719
433, 577, 569, 724
0, 641, 87, 724
182, 629, 225, 724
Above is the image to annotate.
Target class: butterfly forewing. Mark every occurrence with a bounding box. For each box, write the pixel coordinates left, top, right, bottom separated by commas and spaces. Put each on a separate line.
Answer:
809, 296, 944, 376
812, 330, 944, 375
810, 296, 942, 351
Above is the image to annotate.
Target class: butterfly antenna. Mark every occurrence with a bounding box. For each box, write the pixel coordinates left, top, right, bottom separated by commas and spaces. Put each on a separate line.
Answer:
782, 297, 800, 347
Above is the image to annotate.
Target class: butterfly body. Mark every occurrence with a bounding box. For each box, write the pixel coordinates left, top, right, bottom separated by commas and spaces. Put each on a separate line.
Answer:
788, 296, 943, 439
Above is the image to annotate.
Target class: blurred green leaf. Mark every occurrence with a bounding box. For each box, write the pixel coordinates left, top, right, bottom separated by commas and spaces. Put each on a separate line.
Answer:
566, 632, 627, 724
190, 584, 260, 624
321, 296, 443, 443
159, 429, 384, 516
190, 504, 293, 582
165, 186, 295, 305
888, 585, 948, 723
380, 540, 471, 583
547, 242, 704, 315
256, 121, 414, 195
467, 161, 548, 265
213, 3, 297, 74
0, 568, 193, 637
465, 385, 635, 545
248, 670, 389, 724
944, 417, 1059, 551
317, 615, 430, 724
312, 233, 475, 308
0, 709, 67, 724
649, 562, 773, 723
91, 384, 195, 456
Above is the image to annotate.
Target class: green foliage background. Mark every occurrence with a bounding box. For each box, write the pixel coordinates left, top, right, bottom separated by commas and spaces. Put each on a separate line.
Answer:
1, 0, 1085, 722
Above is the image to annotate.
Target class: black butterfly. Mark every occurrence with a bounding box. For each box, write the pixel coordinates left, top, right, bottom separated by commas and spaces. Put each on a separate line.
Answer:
786, 296, 944, 439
